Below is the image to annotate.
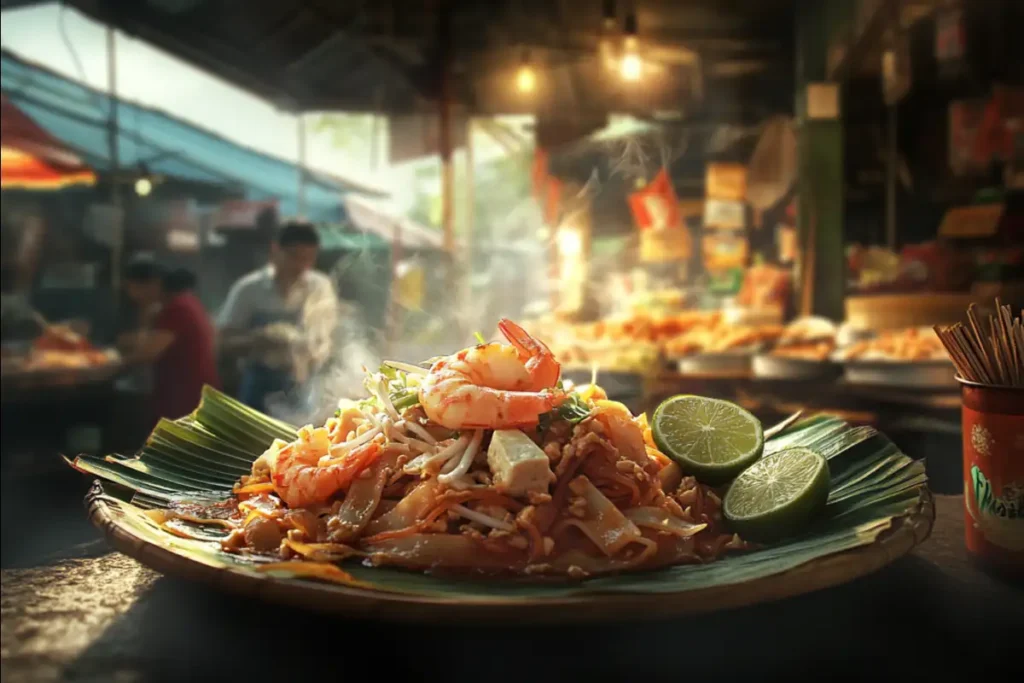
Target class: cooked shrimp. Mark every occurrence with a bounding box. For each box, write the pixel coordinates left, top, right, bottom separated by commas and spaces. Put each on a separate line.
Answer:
265, 425, 383, 508
418, 318, 565, 430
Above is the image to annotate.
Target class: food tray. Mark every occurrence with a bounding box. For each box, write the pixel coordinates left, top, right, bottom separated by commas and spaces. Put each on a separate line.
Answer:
676, 352, 754, 376
841, 360, 957, 389
752, 354, 842, 381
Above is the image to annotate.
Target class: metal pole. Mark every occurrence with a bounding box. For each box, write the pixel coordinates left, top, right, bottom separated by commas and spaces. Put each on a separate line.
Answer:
371, 86, 383, 172
297, 114, 307, 219
886, 102, 897, 250
465, 117, 475, 257
106, 26, 122, 289
438, 2, 454, 256
463, 117, 475, 334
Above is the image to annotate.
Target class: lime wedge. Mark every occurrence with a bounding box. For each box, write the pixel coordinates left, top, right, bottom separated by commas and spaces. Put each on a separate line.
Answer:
651, 395, 764, 485
723, 447, 830, 543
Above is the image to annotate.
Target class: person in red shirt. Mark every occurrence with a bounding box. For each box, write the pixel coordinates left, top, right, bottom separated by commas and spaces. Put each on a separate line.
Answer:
120, 255, 221, 427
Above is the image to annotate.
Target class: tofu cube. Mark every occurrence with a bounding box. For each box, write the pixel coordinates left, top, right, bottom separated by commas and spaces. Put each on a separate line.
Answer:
486, 430, 555, 497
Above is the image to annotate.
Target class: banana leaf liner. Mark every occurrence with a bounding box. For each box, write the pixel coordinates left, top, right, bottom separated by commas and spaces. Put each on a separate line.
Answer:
71, 386, 935, 623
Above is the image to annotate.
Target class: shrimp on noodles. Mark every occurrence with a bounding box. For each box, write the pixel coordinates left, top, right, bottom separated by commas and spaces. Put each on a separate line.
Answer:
418, 318, 566, 430
262, 425, 382, 508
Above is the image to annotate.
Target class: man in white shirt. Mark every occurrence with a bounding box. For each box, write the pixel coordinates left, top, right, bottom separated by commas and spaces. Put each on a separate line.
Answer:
217, 221, 339, 412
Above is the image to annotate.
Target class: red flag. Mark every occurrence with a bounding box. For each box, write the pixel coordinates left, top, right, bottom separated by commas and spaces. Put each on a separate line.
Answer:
628, 167, 680, 231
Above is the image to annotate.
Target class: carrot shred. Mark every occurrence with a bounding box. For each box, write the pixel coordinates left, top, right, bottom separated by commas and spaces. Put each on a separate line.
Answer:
235, 482, 276, 495
362, 502, 452, 543
255, 561, 373, 588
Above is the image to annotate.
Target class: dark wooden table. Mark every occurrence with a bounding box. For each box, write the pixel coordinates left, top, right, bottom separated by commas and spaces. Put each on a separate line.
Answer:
2, 489, 1020, 683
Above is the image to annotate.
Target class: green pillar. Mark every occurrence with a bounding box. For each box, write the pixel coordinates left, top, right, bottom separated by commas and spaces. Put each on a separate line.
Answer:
794, 0, 850, 321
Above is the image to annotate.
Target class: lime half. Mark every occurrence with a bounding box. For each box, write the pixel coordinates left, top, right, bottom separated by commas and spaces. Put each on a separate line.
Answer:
651, 395, 764, 485
723, 447, 830, 543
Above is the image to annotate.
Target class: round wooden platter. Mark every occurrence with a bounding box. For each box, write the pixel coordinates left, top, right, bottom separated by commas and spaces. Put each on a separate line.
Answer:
85, 483, 936, 625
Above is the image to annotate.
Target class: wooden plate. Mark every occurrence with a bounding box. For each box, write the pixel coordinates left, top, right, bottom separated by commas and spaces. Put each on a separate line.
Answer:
85, 483, 935, 624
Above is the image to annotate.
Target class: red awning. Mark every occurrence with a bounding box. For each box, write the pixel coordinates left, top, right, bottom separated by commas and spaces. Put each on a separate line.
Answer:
1, 93, 95, 189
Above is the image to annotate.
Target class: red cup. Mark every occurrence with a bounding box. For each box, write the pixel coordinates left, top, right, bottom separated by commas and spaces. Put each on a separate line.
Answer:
957, 377, 1024, 579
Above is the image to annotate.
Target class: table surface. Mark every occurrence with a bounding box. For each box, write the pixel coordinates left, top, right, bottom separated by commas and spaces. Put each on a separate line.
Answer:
1, 492, 1021, 683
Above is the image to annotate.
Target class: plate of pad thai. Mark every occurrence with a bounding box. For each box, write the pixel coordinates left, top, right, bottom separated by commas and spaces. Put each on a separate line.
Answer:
69, 319, 933, 622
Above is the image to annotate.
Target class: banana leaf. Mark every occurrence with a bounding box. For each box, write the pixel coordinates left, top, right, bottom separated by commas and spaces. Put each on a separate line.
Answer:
71, 386, 932, 599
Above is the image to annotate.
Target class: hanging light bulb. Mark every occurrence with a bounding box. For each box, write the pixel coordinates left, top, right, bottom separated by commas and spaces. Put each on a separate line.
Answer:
620, 11, 642, 82
516, 50, 536, 94
134, 177, 153, 196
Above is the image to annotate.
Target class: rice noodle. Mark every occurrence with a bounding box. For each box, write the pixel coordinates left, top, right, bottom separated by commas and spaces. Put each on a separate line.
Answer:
450, 504, 515, 532
327, 451, 400, 541
624, 507, 708, 538
554, 476, 644, 556
438, 430, 483, 485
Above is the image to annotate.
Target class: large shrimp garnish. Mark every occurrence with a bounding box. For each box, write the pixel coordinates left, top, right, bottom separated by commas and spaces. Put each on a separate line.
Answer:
418, 318, 566, 430
262, 426, 383, 508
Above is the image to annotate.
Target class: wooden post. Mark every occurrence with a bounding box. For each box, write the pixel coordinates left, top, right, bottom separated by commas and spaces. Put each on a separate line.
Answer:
106, 26, 122, 289
794, 0, 847, 321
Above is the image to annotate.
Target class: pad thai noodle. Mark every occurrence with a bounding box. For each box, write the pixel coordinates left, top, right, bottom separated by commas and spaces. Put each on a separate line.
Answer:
208, 319, 750, 578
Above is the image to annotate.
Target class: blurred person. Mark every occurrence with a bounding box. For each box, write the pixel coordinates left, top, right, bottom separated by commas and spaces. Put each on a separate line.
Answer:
217, 221, 338, 413
120, 255, 221, 426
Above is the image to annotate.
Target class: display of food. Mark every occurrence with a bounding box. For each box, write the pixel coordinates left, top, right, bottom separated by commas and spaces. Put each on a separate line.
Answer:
2, 322, 119, 376
20, 347, 118, 371
552, 340, 661, 374
769, 317, 838, 362
752, 317, 841, 380
665, 320, 784, 357
202, 319, 762, 577
834, 327, 947, 362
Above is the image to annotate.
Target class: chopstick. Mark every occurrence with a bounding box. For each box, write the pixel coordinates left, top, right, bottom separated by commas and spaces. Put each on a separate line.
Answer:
934, 300, 1024, 388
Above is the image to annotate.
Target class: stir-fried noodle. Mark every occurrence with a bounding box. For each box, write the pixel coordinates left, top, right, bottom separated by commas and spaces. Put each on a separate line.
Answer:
188, 319, 749, 578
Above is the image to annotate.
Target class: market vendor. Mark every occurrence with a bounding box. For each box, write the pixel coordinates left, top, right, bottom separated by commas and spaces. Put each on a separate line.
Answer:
120, 256, 221, 426
216, 221, 338, 414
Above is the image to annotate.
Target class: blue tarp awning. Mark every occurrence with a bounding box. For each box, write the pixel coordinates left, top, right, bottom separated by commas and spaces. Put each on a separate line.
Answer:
1, 49, 386, 221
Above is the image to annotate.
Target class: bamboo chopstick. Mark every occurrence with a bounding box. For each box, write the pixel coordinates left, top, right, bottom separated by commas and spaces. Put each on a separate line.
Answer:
934, 300, 1024, 388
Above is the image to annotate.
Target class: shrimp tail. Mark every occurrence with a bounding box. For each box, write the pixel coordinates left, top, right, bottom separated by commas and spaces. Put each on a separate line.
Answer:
498, 318, 560, 388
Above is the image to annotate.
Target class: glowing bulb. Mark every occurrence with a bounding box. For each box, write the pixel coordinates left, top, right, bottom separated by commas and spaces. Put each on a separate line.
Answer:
134, 177, 152, 196
516, 65, 536, 94
557, 228, 583, 257
620, 34, 642, 82
620, 53, 642, 81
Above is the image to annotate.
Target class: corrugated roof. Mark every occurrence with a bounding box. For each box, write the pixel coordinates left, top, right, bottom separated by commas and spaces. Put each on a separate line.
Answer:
58, 0, 794, 117
0, 48, 387, 221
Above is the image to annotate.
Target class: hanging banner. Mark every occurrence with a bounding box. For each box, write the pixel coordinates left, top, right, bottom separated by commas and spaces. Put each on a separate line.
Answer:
628, 168, 681, 232
531, 148, 549, 200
